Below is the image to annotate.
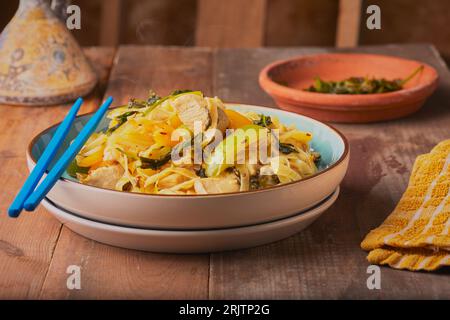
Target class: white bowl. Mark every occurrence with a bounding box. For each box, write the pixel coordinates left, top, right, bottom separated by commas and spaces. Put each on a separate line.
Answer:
28, 104, 349, 229
41, 187, 339, 253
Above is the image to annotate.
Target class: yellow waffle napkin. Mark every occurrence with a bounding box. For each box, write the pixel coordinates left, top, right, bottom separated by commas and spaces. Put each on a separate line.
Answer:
361, 140, 450, 271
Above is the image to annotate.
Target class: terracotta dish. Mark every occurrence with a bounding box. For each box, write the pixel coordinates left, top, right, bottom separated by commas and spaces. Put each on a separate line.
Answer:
259, 53, 439, 123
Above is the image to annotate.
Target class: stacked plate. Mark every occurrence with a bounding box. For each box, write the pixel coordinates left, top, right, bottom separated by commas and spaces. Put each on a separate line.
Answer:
28, 104, 349, 253
41, 188, 339, 253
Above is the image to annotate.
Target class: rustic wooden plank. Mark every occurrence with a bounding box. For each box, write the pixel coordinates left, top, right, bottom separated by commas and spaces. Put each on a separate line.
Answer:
39, 46, 212, 299
336, 0, 362, 47
265, 0, 339, 47
121, 0, 197, 46
210, 44, 450, 299
0, 47, 114, 299
359, 0, 450, 65
6, 45, 448, 300
40, 228, 209, 299
99, 0, 123, 46
82, 46, 117, 108
103, 46, 214, 101
213, 47, 328, 105
196, 0, 267, 48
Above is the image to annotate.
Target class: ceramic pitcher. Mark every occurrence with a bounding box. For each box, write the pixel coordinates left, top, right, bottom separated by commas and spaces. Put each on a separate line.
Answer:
0, 0, 97, 105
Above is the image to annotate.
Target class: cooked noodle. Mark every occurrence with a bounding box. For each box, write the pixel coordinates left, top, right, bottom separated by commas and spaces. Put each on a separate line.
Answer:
72, 91, 320, 194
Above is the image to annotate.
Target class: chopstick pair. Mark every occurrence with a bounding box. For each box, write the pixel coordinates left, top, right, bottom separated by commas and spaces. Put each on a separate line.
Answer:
8, 96, 113, 218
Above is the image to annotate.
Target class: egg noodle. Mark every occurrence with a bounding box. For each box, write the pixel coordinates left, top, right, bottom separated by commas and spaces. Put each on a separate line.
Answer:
70, 90, 320, 195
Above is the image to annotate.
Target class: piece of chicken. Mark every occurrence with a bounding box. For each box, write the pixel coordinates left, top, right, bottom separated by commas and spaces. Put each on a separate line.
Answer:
173, 94, 230, 134
80, 164, 124, 190
205, 97, 229, 134
172, 93, 211, 131
216, 107, 229, 133
194, 173, 239, 194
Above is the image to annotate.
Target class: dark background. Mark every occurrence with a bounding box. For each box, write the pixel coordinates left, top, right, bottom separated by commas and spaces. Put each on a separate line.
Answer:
1, 0, 450, 65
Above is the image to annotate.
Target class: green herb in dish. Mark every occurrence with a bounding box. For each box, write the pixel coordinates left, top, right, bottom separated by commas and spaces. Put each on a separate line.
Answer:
171, 89, 194, 95
67, 160, 89, 178
304, 65, 424, 94
140, 153, 172, 170
279, 142, 298, 155
147, 91, 161, 106
253, 114, 272, 127
106, 111, 139, 134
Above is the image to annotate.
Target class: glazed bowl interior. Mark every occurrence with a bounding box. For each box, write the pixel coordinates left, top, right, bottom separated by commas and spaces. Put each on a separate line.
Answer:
30, 104, 347, 188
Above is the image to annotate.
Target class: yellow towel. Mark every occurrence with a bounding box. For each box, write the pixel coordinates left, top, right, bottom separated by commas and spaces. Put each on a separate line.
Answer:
361, 140, 450, 271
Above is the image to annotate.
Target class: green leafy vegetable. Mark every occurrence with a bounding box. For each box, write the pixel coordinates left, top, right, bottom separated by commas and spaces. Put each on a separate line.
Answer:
253, 114, 272, 127
279, 142, 298, 154
258, 174, 280, 188
249, 175, 260, 190
311, 151, 321, 163
122, 182, 132, 191
107, 111, 139, 134
66, 159, 89, 178
304, 66, 424, 94
171, 89, 193, 96
195, 167, 207, 178
127, 98, 147, 109
147, 91, 161, 106
140, 153, 172, 170
248, 173, 280, 190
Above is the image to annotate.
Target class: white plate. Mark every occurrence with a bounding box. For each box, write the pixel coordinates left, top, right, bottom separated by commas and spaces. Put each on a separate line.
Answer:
29, 103, 349, 230
41, 187, 339, 253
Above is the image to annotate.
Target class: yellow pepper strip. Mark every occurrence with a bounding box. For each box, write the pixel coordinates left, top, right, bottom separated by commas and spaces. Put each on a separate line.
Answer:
121, 132, 153, 148
153, 123, 179, 147
168, 114, 182, 128
89, 160, 116, 171
224, 109, 253, 129
280, 130, 313, 144
77, 147, 104, 167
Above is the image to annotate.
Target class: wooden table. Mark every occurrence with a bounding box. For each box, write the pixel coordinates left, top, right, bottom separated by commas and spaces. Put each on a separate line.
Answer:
0, 44, 449, 299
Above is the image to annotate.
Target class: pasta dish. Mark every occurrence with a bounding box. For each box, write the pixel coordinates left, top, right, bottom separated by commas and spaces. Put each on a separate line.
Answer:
69, 90, 320, 194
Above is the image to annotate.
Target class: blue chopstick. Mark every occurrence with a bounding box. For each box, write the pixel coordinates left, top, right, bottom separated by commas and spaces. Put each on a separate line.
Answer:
8, 98, 84, 218
23, 96, 113, 212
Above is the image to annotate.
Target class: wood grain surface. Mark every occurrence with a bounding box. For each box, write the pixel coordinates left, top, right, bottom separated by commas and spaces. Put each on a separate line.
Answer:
196, 0, 267, 48
336, 0, 363, 47
0, 44, 449, 299
264, 0, 339, 47
0, 47, 115, 299
40, 46, 212, 299
212, 44, 450, 299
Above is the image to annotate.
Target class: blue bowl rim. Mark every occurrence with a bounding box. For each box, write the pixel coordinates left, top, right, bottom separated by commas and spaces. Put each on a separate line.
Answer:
27, 103, 350, 198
